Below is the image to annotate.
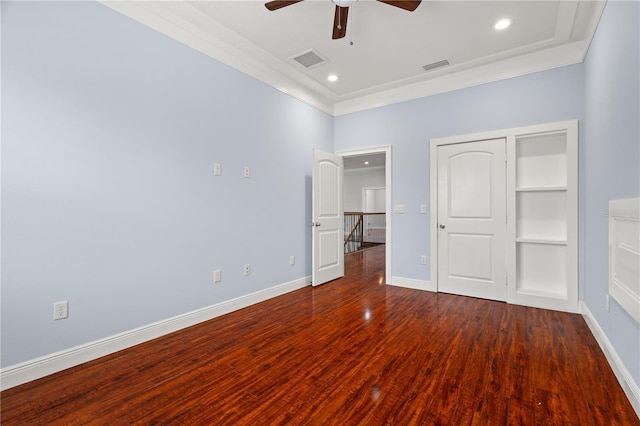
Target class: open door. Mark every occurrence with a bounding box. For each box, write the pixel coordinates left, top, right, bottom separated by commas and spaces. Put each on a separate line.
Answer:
312, 149, 344, 286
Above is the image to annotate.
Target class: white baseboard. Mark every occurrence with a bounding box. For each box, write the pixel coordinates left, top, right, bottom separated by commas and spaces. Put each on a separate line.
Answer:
580, 301, 640, 418
0, 276, 310, 391
390, 276, 435, 292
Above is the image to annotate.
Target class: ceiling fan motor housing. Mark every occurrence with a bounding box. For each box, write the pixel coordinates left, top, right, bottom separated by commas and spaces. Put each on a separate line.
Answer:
332, 0, 358, 6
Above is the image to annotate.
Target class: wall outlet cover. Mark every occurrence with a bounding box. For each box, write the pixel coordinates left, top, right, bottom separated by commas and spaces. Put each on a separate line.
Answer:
53, 301, 69, 320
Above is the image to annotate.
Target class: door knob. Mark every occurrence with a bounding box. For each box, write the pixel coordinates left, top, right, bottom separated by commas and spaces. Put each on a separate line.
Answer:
439, 224, 446, 229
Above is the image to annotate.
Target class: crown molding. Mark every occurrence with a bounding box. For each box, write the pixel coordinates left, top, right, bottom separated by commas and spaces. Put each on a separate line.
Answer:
333, 40, 586, 116
100, 1, 604, 117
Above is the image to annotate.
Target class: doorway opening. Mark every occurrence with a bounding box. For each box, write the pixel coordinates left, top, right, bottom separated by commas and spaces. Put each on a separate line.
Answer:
338, 146, 391, 285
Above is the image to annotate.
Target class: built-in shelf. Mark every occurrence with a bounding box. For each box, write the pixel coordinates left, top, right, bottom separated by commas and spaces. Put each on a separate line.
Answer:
516, 287, 568, 300
516, 190, 567, 241
516, 186, 567, 192
510, 121, 577, 313
516, 238, 567, 245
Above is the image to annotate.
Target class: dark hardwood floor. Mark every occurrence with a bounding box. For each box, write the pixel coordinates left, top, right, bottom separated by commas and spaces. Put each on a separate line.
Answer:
2, 245, 638, 425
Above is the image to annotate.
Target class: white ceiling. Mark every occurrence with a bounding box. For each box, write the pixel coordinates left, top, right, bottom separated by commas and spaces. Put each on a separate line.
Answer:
344, 153, 385, 170
102, 0, 604, 115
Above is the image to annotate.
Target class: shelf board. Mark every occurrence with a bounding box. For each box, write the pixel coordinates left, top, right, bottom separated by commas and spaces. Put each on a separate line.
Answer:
516, 286, 568, 300
516, 238, 567, 245
516, 186, 567, 192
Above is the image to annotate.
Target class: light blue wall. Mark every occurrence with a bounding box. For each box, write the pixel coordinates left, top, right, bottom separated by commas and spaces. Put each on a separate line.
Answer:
334, 65, 584, 281
1, 1, 332, 366
583, 0, 640, 386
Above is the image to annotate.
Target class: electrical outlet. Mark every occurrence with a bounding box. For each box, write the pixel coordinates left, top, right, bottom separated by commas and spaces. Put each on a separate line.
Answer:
420, 255, 427, 265
214, 270, 221, 283
53, 301, 68, 320
289, 256, 295, 266
243, 264, 251, 276
243, 166, 250, 178
213, 163, 221, 176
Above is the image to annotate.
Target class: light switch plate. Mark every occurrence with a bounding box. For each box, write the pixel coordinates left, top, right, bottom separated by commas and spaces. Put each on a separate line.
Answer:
394, 204, 406, 214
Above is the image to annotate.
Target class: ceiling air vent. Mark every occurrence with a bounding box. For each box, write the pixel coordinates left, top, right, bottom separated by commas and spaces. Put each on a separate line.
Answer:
291, 49, 329, 69
422, 59, 450, 72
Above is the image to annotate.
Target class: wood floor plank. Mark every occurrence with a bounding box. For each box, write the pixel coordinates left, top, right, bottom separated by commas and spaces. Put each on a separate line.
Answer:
2, 245, 638, 425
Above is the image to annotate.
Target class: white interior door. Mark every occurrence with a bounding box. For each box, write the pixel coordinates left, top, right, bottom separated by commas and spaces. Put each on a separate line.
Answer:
364, 188, 386, 213
437, 138, 507, 301
312, 149, 344, 286
363, 188, 386, 243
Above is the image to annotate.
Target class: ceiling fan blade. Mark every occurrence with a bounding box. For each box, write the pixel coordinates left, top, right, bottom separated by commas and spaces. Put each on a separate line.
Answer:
376, 0, 421, 12
332, 5, 349, 39
265, 0, 304, 11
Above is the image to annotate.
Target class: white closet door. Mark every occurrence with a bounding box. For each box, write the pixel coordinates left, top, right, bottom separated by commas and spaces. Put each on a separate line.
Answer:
437, 138, 507, 301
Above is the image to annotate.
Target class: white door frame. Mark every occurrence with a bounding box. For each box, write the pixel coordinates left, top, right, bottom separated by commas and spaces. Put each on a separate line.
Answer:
336, 145, 392, 285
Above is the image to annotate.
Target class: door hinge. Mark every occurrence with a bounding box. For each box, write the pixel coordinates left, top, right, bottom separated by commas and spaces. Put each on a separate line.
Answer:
505, 277, 508, 286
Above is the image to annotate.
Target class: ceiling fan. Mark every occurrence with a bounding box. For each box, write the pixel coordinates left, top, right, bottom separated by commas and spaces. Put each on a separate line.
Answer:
265, 0, 422, 40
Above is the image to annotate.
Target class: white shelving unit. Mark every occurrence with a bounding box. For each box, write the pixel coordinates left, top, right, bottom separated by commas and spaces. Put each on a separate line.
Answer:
507, 121, 578, 312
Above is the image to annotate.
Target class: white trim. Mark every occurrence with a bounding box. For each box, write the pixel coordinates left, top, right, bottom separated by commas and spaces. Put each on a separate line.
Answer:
0, 276, 310, 391
429, 141, 439, 294
337, 146, 392, 285
333, 42, 585, 116
99, 2, 602, 117
390, 277, 435, 292
608, 197, 640, 324
581, 301, 640, 419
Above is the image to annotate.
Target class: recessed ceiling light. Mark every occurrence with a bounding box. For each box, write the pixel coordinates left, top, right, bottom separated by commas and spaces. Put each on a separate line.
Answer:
494, 18, 513, 31
328, 74, 338, 82
364, 161, 369, 165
